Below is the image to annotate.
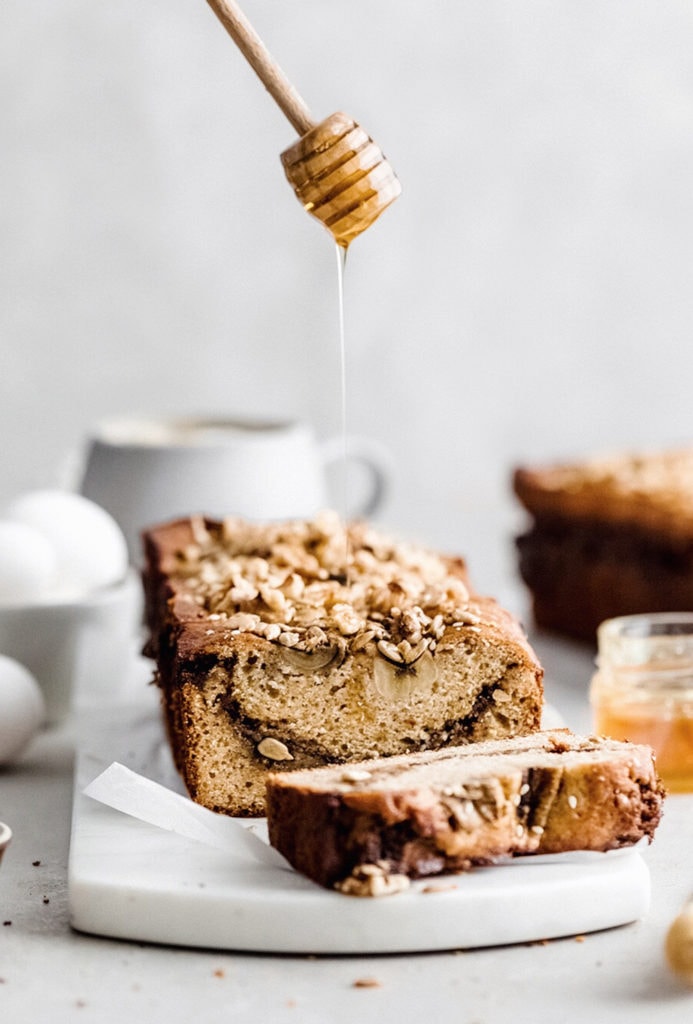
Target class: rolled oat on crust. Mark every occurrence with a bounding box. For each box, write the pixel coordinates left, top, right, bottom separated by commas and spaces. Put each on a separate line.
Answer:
142, 513, 544, 816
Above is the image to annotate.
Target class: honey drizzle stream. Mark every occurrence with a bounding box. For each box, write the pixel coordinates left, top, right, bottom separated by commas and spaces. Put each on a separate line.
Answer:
335, 241, 351, 582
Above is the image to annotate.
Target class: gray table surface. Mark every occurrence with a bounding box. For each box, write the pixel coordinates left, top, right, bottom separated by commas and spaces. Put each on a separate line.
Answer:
2, 634, 693, 1024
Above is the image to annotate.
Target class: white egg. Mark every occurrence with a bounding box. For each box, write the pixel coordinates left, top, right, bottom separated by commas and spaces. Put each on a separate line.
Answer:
0, 654, 45, 764
4, 490, 128, 597
0, 522, 59, 604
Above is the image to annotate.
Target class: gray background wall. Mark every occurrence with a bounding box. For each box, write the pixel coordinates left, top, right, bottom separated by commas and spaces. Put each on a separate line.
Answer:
2, 0, 692, 611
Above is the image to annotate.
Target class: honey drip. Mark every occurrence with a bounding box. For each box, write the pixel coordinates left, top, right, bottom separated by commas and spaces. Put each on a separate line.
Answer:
335, 241, 351, 580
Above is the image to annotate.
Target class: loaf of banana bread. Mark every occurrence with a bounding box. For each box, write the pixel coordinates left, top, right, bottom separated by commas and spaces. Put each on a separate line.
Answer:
514, 447, 693, 641
142, 513, 544, 816
266, 729, 664, 893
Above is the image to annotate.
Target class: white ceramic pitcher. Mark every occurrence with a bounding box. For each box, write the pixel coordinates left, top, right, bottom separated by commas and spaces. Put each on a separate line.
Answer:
79, 416, 391, 561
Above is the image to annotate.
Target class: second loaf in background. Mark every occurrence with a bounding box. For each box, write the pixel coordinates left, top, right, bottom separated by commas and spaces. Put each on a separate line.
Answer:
513, 446, 693, 641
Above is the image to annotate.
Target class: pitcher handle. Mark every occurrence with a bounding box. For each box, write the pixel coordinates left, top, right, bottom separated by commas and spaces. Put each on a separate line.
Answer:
319, 435, 392, 518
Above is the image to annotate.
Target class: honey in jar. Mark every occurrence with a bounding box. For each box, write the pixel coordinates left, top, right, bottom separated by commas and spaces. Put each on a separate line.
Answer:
591, 613, 693, 793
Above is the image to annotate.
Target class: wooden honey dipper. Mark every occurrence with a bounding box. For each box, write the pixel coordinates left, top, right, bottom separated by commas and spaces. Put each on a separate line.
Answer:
206, 0, 401, 247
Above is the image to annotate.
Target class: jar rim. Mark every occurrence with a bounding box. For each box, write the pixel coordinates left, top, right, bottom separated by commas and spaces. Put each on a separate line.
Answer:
597, 612, 693, 671
599, 612, 693, 642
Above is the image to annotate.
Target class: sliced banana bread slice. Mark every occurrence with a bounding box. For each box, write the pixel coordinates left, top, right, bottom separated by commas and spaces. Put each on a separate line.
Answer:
266, 729, 664, 893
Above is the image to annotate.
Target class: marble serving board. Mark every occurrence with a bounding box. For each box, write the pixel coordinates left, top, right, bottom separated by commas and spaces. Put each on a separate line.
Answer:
68, 695, 651, 955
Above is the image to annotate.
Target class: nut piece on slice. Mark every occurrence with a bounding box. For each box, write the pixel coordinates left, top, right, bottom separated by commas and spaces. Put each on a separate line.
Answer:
335, 863, 410, 897
257, 738, 293, 761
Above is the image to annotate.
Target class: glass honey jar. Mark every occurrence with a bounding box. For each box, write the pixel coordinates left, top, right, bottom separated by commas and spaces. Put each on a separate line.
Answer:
591, 613, 693, 793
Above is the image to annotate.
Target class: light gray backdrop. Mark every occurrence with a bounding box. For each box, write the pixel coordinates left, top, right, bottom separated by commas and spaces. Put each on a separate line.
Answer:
2, 0, 692, 610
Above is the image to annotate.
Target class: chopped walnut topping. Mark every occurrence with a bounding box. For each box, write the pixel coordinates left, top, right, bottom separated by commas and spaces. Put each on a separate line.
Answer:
174, 512, 475, 657
277, 631, 301, 648
331, 602, 365, 636
225, 612, 262, 631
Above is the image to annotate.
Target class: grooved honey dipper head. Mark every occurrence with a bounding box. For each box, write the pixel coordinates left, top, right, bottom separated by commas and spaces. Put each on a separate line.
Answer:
281, 112, 401, 248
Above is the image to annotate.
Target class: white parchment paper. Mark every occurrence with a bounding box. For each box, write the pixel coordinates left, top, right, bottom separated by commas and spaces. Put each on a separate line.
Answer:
83, 762, 288, 869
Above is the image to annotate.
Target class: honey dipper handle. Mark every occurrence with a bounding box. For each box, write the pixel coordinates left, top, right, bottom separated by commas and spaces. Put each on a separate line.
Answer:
205, 0, 316, 136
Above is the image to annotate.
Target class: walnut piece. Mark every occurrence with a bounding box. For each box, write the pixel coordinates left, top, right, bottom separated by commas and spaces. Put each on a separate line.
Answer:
257, 738, 293, 761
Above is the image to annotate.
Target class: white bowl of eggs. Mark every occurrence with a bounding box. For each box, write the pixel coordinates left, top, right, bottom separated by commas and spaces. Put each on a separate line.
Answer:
0, 489, 142, 732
